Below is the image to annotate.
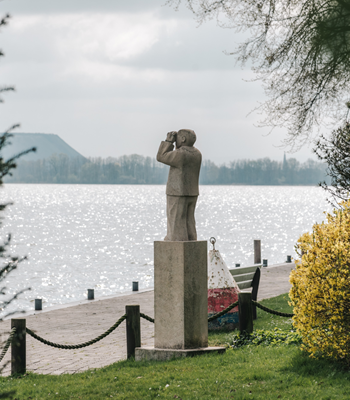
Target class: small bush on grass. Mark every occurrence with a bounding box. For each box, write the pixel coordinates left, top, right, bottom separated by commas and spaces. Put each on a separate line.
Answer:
209, 295, 299, 349
290, 201, 350, 364
229, 328, 302, 348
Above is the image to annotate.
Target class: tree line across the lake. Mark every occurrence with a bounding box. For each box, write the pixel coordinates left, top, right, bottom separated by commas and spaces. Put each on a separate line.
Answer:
3, 153, 330, 185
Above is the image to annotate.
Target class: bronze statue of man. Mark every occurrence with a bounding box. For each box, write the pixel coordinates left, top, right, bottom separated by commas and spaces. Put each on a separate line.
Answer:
157, 129, 202, 241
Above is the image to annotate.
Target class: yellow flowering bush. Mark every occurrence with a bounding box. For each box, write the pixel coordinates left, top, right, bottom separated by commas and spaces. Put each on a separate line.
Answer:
290, 200, 350, 364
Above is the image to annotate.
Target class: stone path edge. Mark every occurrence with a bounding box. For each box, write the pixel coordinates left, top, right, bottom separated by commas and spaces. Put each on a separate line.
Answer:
3, 288, 154, 321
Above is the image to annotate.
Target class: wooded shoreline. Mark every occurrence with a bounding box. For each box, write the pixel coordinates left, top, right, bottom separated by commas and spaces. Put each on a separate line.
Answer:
4, 154, 330, 186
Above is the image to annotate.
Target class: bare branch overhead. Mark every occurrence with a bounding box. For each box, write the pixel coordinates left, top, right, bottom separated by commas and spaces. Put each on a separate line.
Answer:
167, 0, 350, 147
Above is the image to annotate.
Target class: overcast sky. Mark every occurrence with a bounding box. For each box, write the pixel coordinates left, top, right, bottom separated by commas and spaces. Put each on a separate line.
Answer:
1, 0, 317, 163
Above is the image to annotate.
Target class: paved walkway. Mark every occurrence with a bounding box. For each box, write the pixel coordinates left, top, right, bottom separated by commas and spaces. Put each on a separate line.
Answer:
0, 262, 295, 376
257, 262, 296, 300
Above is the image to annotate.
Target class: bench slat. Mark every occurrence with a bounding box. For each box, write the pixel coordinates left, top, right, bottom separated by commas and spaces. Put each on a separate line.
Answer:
229, 264, 261, 276
233, 272, 256, 283
237, 280, 253, 290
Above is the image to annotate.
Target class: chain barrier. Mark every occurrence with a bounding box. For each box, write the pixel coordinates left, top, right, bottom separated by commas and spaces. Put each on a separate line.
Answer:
208, 301, 239, 322
140, 313, 154, 323
139, 300, 292, 323
252, 301, 294, 317
4, 299, 291, 355
0, 327, 16, 363
26, 314, 127, 350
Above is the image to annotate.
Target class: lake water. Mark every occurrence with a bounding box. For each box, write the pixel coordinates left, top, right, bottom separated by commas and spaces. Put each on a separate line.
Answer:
0, 184, 331, 315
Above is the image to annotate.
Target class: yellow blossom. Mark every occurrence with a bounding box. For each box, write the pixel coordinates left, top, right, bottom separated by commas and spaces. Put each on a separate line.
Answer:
290, 200, 350, 364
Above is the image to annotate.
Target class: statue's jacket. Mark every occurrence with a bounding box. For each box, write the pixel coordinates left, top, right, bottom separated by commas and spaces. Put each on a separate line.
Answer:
157, 141, 202, 197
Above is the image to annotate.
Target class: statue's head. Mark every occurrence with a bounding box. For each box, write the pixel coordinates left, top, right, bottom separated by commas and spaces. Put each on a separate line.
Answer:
176, 129, 196, 149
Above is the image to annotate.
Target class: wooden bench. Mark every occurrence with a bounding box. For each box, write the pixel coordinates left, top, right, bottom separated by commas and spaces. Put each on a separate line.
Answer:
229, 264, 262, 320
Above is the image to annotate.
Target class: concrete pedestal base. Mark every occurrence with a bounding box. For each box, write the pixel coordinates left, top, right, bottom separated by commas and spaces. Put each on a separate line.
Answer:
135, 346, 226, 361
154, 241, 208, 349
138, 241, 214, 363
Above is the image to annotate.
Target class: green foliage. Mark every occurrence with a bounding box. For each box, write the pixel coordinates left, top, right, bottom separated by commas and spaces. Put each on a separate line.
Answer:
0, 15, 35, 322
314, 122, 350, 205
5, 154, 168, 184
202, 157, 328, 185
209, 293, 297, 349
5, 154, 328, 185
229, 328, 302, 348
209, 293, 294, 347
0, 13, 35, 381
291, 202, 350, 365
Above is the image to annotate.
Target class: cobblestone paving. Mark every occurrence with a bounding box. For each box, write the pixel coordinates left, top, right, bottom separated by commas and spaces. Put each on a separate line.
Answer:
0, 263, 294, 376
0, 290, 154, 376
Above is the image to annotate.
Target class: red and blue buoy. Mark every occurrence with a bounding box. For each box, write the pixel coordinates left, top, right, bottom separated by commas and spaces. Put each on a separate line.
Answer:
208, 238, 240, 331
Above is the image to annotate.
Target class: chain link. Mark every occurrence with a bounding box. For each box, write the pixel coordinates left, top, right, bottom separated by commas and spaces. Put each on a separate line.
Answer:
26, 314, 127, 349
208, 301, 239, 322
140, 313, 154, 323
0, 327, 16, 363
252, 301, 294, 317
208, 300, 293, 321
16, 299, 293, 352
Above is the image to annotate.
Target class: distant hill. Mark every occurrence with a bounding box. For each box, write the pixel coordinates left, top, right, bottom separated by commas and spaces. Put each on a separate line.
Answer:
2, 133, 85, 161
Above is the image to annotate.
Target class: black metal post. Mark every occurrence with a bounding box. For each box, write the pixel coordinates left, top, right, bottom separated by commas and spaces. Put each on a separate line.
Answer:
254, 240, 261, 264
126, 305, 141, 359
238, 293, 253, 334
11, 319, 26, 375
35, 299, 42, 311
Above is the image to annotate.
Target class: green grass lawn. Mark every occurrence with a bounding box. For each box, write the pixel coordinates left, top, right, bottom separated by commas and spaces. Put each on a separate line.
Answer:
1, 294, 349, 400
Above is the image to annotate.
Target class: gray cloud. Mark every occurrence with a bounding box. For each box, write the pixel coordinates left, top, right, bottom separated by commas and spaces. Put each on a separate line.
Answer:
118, 20, 242, 71
0, 0, 316, 163
1, 63, 314, 164
2, 8, 245, 72
4, 0, 181, 17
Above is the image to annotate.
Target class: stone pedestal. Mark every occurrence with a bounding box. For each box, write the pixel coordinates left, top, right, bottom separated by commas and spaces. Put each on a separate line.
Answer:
154, 240, 208, 349
135, 240, 226, 361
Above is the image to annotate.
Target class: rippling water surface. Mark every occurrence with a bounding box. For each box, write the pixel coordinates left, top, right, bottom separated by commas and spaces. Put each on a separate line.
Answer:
0, 184, 331, 314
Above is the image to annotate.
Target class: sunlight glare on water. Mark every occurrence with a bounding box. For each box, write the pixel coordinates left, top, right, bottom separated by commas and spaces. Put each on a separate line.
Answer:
0, 184, 331, 313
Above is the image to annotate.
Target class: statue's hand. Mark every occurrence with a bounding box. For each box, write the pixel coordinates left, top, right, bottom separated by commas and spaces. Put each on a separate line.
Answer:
166, 131, 177, 143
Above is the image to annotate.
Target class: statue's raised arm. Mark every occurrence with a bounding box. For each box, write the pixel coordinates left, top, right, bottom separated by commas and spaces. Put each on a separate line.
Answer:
156, 129, 202, 241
